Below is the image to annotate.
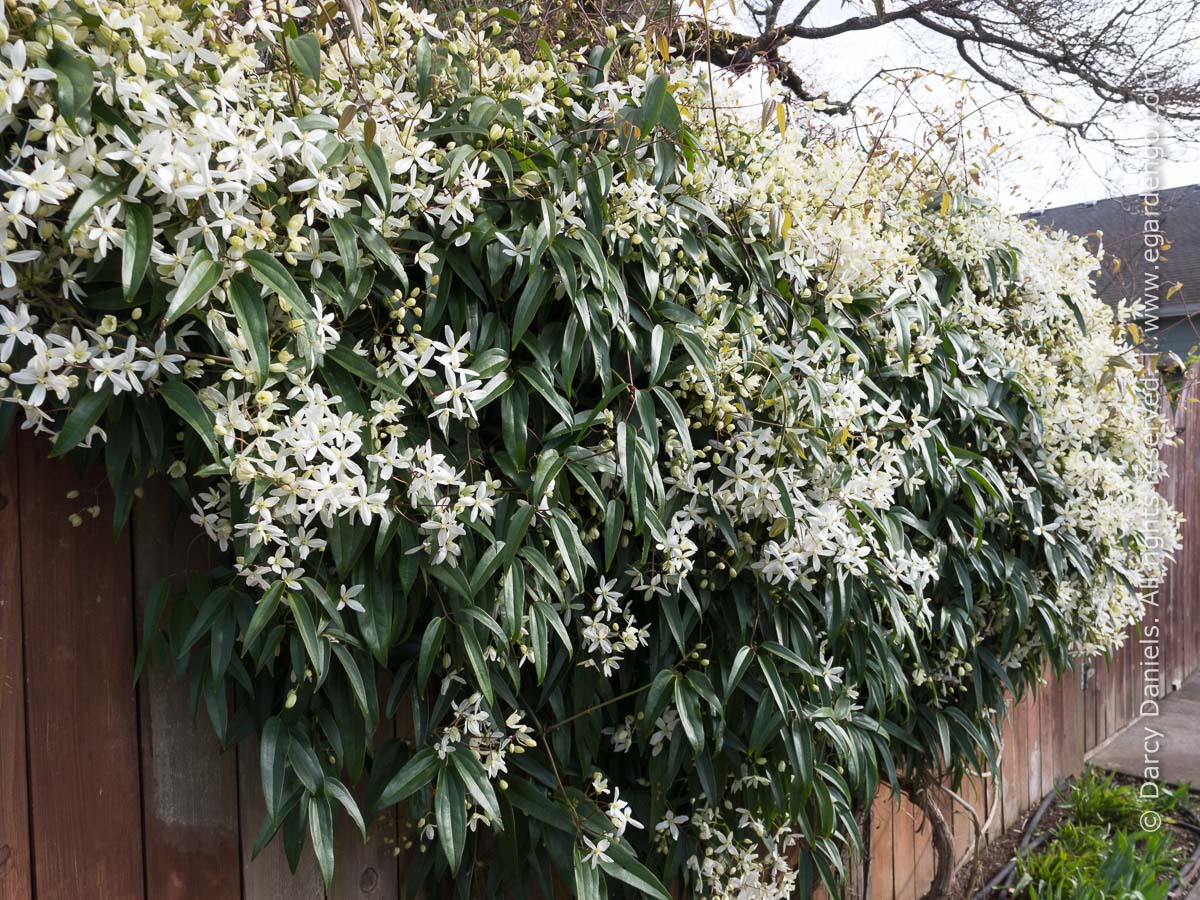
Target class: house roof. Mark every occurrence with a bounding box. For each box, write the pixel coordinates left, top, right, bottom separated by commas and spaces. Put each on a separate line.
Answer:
1024, 183, 1200, 322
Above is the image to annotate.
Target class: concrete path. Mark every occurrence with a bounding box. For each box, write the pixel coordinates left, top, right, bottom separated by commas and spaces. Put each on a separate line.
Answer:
1089, 672, 1200, 786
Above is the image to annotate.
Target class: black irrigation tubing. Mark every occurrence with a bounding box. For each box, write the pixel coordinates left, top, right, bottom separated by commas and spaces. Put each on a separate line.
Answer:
1171, 819, 1200, 837
971, 833, 1051, 900
1018, 780, 1065, 854
972, 777, 1073, 900
1170, 803, 1200, 895
1171, 841, 1200, 897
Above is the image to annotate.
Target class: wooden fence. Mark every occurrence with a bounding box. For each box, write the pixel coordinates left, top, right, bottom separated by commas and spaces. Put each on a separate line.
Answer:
1, 369, 1198, 900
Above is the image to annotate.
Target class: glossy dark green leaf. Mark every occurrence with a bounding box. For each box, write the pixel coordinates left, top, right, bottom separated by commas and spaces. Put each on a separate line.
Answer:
376, 748, 439, 810
121, 202, 153, 299
164, 249, 221, 326
158, 379, 220, 461
286, 33, 321, 82
459, 622, 493, 705
308, 793, 335, 890
288, 732, 325, 794
63, 173, 124, 239
448, 746, 501, 822
673, 677, 704, 753
243, 249, 318, 337
227, 272, 271, 383
324, 777, 366, 840
356, 140, 391, 213
50, 382, 112, 457
48, 43, 94, 128
434, 765, 467, 873
244, 581, 286, 649
417, 616, 446, 694
597, 843, 671, 900
261, 717, 288, 822
332, 643, 369, 720
511, 266, 552, 349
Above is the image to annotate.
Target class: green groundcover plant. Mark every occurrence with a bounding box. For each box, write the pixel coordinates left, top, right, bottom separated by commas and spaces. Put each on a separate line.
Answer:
1014, 771, 1192, 900
0, 0, 1181, 895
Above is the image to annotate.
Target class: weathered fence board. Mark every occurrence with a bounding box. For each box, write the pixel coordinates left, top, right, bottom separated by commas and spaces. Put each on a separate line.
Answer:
133, 482, 243, 900
0, 440, 32, 899
17, 444, 145, 900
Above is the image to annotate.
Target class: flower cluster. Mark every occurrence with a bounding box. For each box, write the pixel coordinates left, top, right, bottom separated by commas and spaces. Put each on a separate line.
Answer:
0, 0, 1178, 895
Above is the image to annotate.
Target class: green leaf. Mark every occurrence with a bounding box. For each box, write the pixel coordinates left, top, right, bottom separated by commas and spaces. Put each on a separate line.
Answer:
603, 499, 623, 571
725, 646, 755, 698
597, 845, 671, 900
356, 141, 391, 213
643, 668, 676, 727
328, 216, 359, 286
288, 733, 325, 793
504, 778, 574, 833
511, 266, 552, 349
261, 717, 289, 822
63, 173, 125, 239
164, 249, 222, 326
332, 644, 369, 719
243, 581, 285, 649
549, 509, 585, 587
757, 654, 791, 719
499, 567, 524, 643
467, 542, 507, 598
350, 217, 409, 288
459, 622, 493, 705
435, 766, 468, 873
652, 386, 692, 457
531, 448, 564, 504
50, 382, 112, 457
176, 586, 230, 657
159, 379, 220, 461
121, 202, 153, 299
448, 747, 501, 822
308, 793, 335, 890
132, 579, 169, 684
521, 366, 573, 425
228, 272, 271, 384
327, 342, 403, 396
290, 593, 324, 676
376, 748, 439, 810
417, 616, 446, 694
574, 847, 602, 900
529, 597, 549, 685
674, 677, 704, 753
500, 383, 528, 466
415, 37, 433, 99
324, 777, 366, 840
286, 33, 322, 83
48, 43, 94, 128
210, 611, 235, 680
243, 249, 318, 337
533, 600, 572, 657
639, 73, 669, 133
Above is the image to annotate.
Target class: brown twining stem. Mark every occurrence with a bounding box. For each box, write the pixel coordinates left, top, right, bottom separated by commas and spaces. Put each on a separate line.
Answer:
907, 773, 955, 900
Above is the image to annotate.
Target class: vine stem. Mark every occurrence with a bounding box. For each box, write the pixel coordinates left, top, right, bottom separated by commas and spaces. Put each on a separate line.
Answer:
546, 681, 655, 733
522, 704, 584, 832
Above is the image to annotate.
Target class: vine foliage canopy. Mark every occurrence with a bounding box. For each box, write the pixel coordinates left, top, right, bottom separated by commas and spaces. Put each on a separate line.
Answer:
0, 0, 1179, 895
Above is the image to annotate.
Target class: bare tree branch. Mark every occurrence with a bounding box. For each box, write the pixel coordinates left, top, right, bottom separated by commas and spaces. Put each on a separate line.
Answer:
697, 0, 1200, 141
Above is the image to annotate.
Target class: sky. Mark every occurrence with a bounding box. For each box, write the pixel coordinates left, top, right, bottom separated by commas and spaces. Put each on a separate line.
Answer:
695, 0, 1200, 211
